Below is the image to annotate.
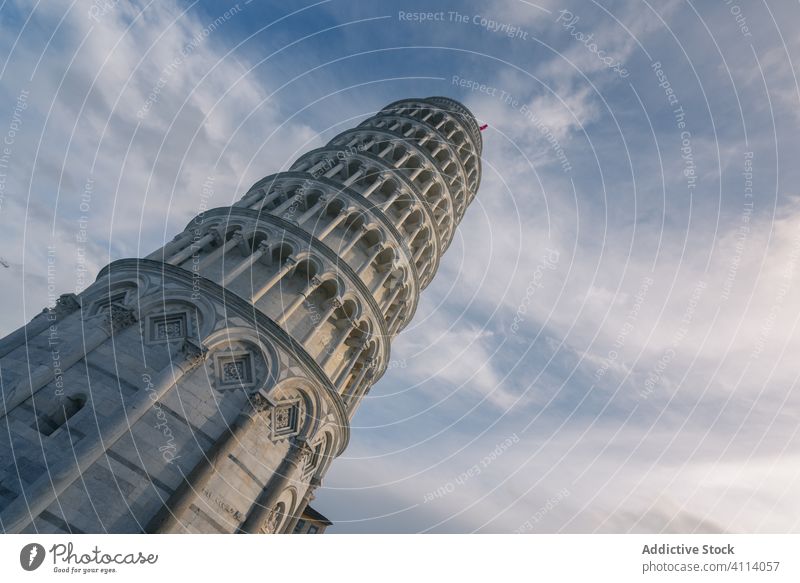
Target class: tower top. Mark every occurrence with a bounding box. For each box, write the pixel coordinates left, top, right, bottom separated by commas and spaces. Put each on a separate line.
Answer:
378, 96, 483, 156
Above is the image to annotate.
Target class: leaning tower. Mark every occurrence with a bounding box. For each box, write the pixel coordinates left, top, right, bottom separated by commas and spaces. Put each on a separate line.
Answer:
0, 96, 481, 534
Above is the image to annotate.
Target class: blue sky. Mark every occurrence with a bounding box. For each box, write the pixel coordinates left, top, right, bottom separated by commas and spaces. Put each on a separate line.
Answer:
1, 0, 799, 532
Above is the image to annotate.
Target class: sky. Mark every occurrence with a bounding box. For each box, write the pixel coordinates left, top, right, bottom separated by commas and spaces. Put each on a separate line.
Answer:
0, 0, 799, 533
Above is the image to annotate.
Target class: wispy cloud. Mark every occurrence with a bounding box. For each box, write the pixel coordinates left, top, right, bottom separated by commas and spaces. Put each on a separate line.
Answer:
2, 0, 800, 533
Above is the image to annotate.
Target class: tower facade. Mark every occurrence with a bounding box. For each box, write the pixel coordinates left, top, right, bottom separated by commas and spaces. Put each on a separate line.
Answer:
0, 96, 481, 534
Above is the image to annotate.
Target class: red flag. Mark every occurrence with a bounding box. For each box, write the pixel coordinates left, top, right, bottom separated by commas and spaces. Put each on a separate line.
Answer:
479, 124, 488, 131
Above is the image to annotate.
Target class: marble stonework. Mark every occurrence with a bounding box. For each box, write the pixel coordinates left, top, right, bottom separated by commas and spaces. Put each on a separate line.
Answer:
0, 97, 481, 534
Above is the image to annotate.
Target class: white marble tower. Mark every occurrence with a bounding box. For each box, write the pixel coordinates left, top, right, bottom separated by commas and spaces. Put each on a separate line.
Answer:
0, 96, 481, 533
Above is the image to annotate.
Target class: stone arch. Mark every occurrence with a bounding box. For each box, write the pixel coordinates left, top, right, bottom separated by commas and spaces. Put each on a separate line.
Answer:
309, 429, 337, 480
291, 255, 321, 281
269, 377, 327, 439
376, 245, 396, 268
342, 209, 368, 231
400, 207, 424, 233
218, 221, 246, 241
270, 488, 297, 534
360, 226, 384, 248
136, 291, 216, 343
202, 327, 281, 394
238, 229, 268, 254
336, 294, 361, 324
268, 241, 295, 265
83, 279, 140, 315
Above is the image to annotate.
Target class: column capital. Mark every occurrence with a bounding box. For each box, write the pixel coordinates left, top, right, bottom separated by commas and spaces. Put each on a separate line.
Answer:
210, 227, 226, 245
54, 293, 81, 317
350, 337, 369, 350
244, 390, 275, 419
287, 436, 314, 468
179, 338, 208, 369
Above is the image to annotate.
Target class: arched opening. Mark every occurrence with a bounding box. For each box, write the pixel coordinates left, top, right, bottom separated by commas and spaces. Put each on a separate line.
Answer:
249, 231, 269, 254
270, 242, 294, 266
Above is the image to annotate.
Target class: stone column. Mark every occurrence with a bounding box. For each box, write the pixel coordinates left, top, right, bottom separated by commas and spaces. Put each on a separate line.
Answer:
195, 230, 242, 271
344, 359, 374, 403
371, 266, 394, 293
408, 167, 425, 181
381, 283, 405, 311
387, 301, 407, 333
340, 225, 368, 256
301, 297, 341, 344
220, 241, 269, 287
394, 206, 416, 230
272, 194, 303, 216
0, 339, 207, 534
341, 168, 365, 187
360, 176, 386, 198
334, 341, 367, 389
357, 244, 384, 275
238, 437, 312, 534
393, 151, 412, 168
381, 190, 402, 211
283, 477, 321, 534
151, 230, 195, 260
297, 196, 328, 225
316, 210, 348, 240
146, 391, 273, 533
413, 243, 429, 263
321, 317, 357, 368
167, 234, 213, 266
347, 368, 376, 417
322, 163, 344, 178
275, 277, 322, 326
250, 257, 296, 303
250, 190, 283, 211
238, 189, 264, 208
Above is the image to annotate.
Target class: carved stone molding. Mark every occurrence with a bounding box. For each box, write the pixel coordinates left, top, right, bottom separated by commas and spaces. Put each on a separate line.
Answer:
180, 338, 208, 368
259, 505, 282, 534
54, 293, 81, 317
271, 401, 302, 440
290, 437, 315, 469
104, 303, 137, 334
243, 391, 274, 420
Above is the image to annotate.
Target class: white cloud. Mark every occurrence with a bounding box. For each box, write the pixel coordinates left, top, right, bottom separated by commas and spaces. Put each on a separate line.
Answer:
0, 0, 319, 334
